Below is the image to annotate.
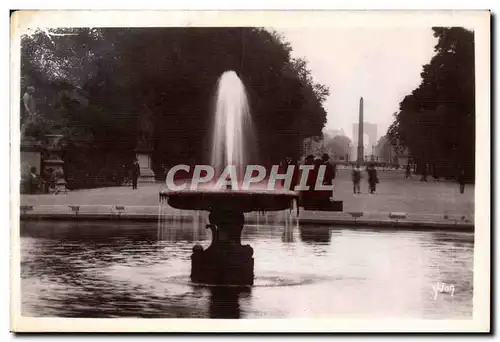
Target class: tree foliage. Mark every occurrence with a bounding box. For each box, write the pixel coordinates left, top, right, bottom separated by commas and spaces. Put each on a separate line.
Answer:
387, 27, 475, 181
324, 134, 352, 160
374, 135, 396, 164
21, 27, 329, 187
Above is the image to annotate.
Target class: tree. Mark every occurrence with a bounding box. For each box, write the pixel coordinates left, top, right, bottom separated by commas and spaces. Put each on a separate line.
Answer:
387, 27, 474, 181
374, 135, 396, 164
21, 27, 329, 188
324, 135, 352, 160
21, 28, 141, 188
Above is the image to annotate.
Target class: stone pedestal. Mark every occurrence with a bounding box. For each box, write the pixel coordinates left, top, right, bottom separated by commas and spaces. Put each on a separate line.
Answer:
43, 134, 67, 193
20, 137, 43, 175
135, 146, 156, 183
191, 211, 254, 286
20, 137, 44, 194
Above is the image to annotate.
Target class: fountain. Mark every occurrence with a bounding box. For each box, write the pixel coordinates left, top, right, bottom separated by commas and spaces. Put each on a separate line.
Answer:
159, 71, 298, 286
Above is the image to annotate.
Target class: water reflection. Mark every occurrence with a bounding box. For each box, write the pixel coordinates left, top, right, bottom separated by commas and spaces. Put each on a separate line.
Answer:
299, 226, 331, 244
208, 286, 250, 319
20, 220, 474, 319
282, 221, 295, 243
429, 231, 474, 247
158, 210, 209, 242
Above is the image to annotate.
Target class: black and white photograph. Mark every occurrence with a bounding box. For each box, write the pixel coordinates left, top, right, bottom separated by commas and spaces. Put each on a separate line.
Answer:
10, 10, 490, 333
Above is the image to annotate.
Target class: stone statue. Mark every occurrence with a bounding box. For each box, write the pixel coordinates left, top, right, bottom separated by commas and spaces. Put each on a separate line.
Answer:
23, 86, 36, 116
134, 105, 156, 182
137, 106, 154, 148
22, 86, 38, 127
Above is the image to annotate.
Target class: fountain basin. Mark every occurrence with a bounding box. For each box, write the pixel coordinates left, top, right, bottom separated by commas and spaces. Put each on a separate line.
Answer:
160, 188, 299, 286
160, 189, 298, 213
157, 71, 301, 286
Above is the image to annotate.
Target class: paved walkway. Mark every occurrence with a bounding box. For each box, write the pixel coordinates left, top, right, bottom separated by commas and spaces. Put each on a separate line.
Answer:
19, 169, 474, 230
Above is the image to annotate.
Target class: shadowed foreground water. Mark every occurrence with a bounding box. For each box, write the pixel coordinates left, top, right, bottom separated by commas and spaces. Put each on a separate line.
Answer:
21, 220, 473, 319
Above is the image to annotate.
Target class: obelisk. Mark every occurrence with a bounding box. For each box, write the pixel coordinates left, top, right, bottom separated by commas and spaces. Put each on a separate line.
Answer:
357, 97, 364, 164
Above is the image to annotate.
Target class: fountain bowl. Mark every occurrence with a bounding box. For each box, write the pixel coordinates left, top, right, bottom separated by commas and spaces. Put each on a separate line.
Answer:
160, 189, 298, 213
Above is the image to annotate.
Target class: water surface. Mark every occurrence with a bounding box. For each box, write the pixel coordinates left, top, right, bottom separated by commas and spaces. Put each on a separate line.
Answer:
21, 220, 473, 319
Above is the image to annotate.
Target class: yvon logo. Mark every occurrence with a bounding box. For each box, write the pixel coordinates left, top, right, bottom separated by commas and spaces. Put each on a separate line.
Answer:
432, 282, 455, 300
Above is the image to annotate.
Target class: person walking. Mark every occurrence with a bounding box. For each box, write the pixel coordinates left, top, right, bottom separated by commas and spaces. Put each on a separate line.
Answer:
352, 164, 361, 194
319, 153, 335, 202
367, 164, 378, 194
321, 154, 335, 186
405, 164, 412, 179
458, 168, 466, 194
27, 166, 40, 194
289, 158, 299, 191
300, 155, 316, 207
432, 165, 439, 182
420, 164, 428, 182
131, 159, 140, 190
278, 157, 290, 189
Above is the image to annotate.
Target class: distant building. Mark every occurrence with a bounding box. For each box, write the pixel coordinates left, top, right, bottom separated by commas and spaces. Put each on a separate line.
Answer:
374, 135, 412, 166
352, 122, 377, 161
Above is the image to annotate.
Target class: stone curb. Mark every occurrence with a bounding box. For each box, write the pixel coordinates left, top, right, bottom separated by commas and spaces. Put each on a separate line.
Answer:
19, 205, 474, 231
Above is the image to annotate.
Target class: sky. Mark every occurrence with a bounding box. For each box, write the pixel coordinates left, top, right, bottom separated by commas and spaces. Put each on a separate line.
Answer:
279, 28, 438, 142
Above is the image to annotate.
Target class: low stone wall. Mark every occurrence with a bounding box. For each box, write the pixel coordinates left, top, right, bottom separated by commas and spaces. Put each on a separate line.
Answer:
18, 204, 474, 231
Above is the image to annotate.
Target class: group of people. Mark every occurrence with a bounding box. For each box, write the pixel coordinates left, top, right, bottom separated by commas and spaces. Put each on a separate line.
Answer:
279, 153, 337, 191
21, 166, 59, 194
284, 153, 337, 207
303, 153, 337, 188
405, 163, 467, 194
21, 167, 42, 194
351, 164, 379, 194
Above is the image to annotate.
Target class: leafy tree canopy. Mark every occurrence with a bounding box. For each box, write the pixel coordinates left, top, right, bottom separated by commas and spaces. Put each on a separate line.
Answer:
387, 27, 474, 181
21, 27, 329, 187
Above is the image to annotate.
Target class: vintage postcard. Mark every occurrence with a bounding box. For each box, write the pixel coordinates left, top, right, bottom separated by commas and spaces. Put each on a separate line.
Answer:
10, 10, 490, 333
